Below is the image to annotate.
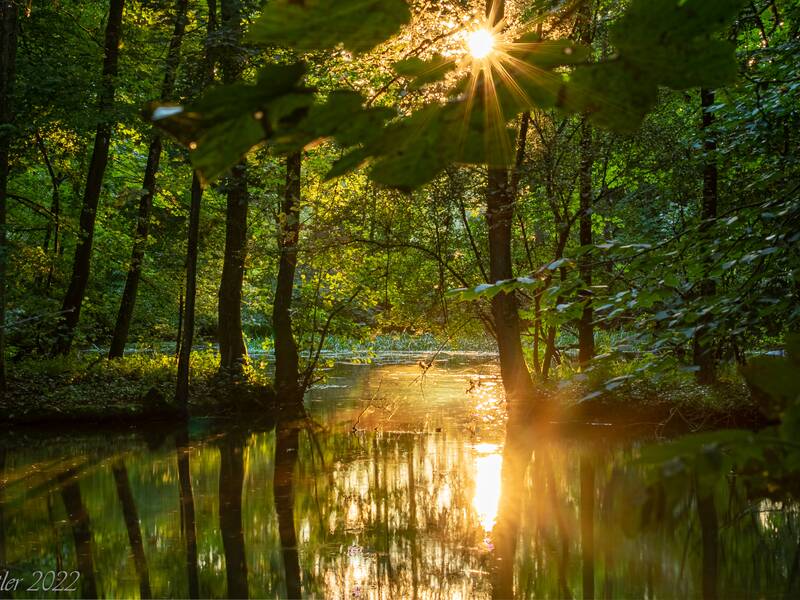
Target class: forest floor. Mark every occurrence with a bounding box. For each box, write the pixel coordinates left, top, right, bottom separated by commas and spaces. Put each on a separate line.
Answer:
1, 351, 273, 424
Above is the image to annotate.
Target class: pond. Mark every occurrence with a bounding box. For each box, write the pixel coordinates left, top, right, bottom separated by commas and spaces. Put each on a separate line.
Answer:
0, 354, 797, 598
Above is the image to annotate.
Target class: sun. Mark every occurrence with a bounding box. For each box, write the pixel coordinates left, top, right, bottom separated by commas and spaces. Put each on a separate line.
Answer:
467, 28, 495, 60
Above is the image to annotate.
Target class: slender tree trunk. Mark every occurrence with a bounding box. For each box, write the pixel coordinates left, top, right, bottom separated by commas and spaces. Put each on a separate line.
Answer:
176, 426, 199, 598
217, 0, 248, 374
218, 438, 249, 599
175, 1, 216, 412
484, 0, 534, 405
578, 118, 595, 367
693, 88, 718, 384
111, 460, 151, 599
176, 174, 203, 413
110, 0, 188, 358
34, 132, 63, 290
52, 0, 124, 355
274, 423, 302, 599
0, 0, 18, 394
273, 153, 302, 401
58, 470, 98, 598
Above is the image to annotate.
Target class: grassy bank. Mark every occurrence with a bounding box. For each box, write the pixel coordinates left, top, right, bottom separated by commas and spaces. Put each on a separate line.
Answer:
2, 350, 273, 424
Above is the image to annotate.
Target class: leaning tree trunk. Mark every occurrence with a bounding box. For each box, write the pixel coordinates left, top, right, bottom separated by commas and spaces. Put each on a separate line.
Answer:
217, 0, 248, 374
109, 0, 188, 359
693, 88, 718, 384
0, 0, 17, 395
53, 0, 125, 355
272, 153, 302, 402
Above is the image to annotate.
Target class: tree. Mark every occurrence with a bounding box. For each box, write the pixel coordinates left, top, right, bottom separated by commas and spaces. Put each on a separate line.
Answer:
273, 152, 302, 401
692, 87, 718, 384
216, 0, 249, 374
108, 0, 189, 359
52, 0, 125, 355
0, 0, 18, 393
176, 0, 218, 413
483, 0, 535, 405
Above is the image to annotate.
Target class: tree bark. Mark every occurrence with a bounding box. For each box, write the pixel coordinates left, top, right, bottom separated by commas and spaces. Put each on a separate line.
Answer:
109, 0, 188, 359
578, 117, 595, 367
218, 162, 248, 372
217, 0, 248, 374
53, 0, 125, 355
175, 1, 216, 412
273, 153, 302, 401
483, 0, 535, 405
0, 0, 18, 393
176, 174, 203, 413
693, 88, 718, 384
34, 131, 64, 290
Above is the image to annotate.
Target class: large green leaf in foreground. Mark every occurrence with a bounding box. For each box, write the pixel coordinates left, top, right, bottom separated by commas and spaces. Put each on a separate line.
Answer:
246, 0, 410, 53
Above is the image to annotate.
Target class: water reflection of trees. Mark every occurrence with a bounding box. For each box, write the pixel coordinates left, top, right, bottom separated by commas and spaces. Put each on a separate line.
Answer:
1, 419, 799, 598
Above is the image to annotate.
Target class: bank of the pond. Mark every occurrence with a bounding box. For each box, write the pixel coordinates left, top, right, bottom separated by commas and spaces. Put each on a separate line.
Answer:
1, 351, 275, 425
1, 350, 765, 431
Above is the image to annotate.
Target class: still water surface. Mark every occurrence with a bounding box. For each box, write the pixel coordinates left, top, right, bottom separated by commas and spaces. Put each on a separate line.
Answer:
0, 355, 797, 598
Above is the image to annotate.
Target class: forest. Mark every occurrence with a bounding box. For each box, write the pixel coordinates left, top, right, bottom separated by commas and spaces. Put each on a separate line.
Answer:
0, 0, 799, 598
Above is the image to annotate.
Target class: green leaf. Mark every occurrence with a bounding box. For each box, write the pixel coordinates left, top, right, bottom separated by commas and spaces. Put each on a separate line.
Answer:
562, 61, 658, 133
247, 0, 411, 53
393, 55, 456, 90
150, 63, 310, 184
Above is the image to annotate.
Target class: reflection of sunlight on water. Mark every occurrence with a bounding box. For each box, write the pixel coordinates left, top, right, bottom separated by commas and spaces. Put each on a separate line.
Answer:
473, 444, 503, 531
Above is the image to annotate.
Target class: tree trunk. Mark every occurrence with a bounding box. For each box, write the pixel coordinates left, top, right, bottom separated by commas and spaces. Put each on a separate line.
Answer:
109, 0, 188, 358
175, 1, 216, 412
273, 153, 302, 401
176, 174, 203, 413
53, 0, 125, 355
34, 131, 63, 291
578, 117, 595, 367
483, 0, 534, 405
218, 162, 248, 372
0, 0, 18, 394
218, 438, 249, 599
217, 0, 248, 374
111, 460, 152, 599
487, 169, 535, 402
693, 88, 718, 384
